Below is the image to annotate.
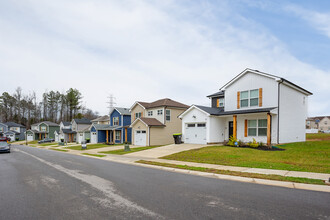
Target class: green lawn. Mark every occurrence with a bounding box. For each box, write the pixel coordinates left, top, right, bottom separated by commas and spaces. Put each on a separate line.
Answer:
38, 142, 58, 146
66, 143, 121, 151
162, 140, 330, 173
306, 133, 330, 141
137, 160, 325, 185
49, 148, 69, 152
100, 145, 163, 155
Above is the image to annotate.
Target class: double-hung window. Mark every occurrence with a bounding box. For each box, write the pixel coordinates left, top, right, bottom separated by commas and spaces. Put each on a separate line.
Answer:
135, 112, 142, 119
240, 89, 259, 107
115, 130, 121, 140
248, 119, 267, 136
157, 110, 163, 115
113, 117, 119, 126
166, 110, 171, 121
148, 111, 153, 116
217, 98, 224, 107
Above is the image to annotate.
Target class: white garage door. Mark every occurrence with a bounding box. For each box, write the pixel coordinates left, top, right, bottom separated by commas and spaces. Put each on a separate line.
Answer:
134, 130, 146, 146
27, 134, 34, 141
184, 123, 206, 144
91, 132, 97, 144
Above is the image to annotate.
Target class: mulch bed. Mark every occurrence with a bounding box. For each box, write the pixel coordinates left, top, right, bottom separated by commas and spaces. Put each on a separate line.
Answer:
226, 145, 285, 151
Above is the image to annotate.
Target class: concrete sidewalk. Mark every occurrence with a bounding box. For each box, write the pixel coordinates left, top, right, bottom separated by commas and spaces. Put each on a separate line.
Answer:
144, 158, 330, 181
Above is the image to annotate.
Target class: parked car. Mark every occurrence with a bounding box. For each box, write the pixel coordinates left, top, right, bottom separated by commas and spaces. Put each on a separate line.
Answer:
0, 142, 11, 153
323, 130, 330, 134
0, 137, 11, 142
38, 138, 55, 144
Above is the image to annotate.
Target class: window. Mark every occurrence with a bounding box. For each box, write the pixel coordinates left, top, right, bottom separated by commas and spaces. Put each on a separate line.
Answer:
197, 123, 206, 127
142, 131, 146, 134
157, 110, 163, 115
166, 110, 171, 121
240, 89, 259, 107
217, 98, 224, 107
41, 126, 47, 131
135, 112, 142, 119
115, 130, 121, 140
248, 119, 267, 136
113, 117, 119, 126
148, 111, 153, 116
187, 124, 195, 128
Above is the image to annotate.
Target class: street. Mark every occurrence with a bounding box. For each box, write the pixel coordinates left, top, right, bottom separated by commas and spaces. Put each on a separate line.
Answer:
0, 145, 329, 220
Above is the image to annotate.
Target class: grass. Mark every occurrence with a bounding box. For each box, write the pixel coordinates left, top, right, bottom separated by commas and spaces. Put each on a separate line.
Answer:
137, 160, 326, 185
26, 141, 38, 145
82, 153, 106, 158
100, 145, 164, 155
49, 148, 69, 152
306, 133, 330, 141
162, 137, 330, 173
67, 143, 121, 151
38, 142, 58, 146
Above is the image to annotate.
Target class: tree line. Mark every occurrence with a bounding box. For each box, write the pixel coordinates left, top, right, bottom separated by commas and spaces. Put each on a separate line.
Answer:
0, 87, 99, 129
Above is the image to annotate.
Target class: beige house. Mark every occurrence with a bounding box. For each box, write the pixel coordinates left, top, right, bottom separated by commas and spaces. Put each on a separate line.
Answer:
91, 115, 110, 125
130, 98, 189, 146
306, 116, 330, 131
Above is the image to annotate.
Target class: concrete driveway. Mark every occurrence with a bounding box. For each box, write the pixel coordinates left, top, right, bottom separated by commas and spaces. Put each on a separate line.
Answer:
125, 143, 207, 158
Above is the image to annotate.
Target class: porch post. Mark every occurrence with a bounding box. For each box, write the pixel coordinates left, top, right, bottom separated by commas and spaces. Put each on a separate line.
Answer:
125, 127, 128, 142
233, 115, 237, 139
106, 130, 109, 144
267, 113, 271, 146
39, 133, 41, 140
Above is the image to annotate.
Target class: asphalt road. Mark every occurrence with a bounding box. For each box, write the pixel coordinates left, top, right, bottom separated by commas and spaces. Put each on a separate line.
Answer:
0, 145, 329, 220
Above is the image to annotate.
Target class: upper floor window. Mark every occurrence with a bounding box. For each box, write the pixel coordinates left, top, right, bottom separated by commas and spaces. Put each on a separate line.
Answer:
157, 110, 163, 115
217, 98, 224, 107
113, 117, 119, 126
135, 112, 142, 119
148, 111, 153, 116
40, 126, 47, 131
241, 89, 259, 107
166, 110, 171, 121
248, 119, 267, 136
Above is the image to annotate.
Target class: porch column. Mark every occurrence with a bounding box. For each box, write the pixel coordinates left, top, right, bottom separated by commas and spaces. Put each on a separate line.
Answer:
233, 115, 237, 139
125, 127, 128, 142
39, 133, 41, 140
267, 113, 271, 146
106, 130, 109, 144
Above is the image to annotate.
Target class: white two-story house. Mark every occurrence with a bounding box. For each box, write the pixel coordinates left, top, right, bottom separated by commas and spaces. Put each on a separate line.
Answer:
130, 98, 189, 146
179, 69, 312, 145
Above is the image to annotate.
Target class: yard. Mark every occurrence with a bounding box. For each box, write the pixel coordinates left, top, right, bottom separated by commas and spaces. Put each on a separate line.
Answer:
162, 133, 330, 173
100, 145, 163, 155
67, 143, 122, 151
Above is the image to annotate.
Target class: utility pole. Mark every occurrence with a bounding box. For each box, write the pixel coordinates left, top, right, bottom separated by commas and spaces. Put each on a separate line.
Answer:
107, 94, 116, 115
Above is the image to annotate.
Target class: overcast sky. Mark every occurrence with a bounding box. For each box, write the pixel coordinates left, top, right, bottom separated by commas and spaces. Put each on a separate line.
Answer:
1, 0, 329, 116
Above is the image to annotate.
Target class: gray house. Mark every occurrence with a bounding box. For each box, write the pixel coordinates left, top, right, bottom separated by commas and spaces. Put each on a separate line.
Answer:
0, 122, 26, 141
71, 118, 92, 143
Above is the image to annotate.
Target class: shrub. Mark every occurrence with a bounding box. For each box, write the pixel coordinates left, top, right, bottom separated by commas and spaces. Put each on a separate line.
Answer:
16, 137, 19, 141
60, 138, 64, 142
227, 136, 238, 147
248, 138, 258, 148
237, 140, 244, 147
85, 138, 90, 143
258, 142, 264, 147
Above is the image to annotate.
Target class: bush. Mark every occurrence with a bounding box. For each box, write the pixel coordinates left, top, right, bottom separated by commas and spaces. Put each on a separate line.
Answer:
16, 137, 19, 141
237, 140, 243, 147
258, 142, 264, 147
85, 138, 90, 143
248, 138, 258, 148
61, 138, 64, 142
227, 136, 238, 147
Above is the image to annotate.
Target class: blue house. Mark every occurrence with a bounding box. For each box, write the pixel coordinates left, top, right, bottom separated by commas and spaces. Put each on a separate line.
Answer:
89, 107, 131, 144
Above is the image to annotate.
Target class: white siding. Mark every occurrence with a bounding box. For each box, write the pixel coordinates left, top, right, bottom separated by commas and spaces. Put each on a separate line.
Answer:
208, 116, 226, 143
181, 108, 208, 142
224, 72, 278, 111
279, 83, 307, 143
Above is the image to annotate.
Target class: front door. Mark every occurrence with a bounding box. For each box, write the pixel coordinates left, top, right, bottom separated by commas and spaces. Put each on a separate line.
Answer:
229, 121, 233, 138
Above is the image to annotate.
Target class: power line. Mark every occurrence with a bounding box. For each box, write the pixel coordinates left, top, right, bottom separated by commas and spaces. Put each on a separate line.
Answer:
107, 94, 116, 114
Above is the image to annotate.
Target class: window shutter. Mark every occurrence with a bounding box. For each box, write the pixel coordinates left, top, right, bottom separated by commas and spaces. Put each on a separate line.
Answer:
141, 112, 143, 117
244, 120, 247, 137
259, 88, 263, 107
237, 92, 240, 109
217, 99, 220, 107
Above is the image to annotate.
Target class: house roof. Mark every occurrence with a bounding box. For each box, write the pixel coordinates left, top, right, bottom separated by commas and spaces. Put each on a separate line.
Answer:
206, 90, 225, 98
4, 122, 25, 128
92, 124, 117, 131
61, 129, 76, 134
194, 105, 277, 116
61, 121, 71, 126
133, 98, 189, 110
73, 118, 92, 124
213, 68, 312, 96
307, 116, 330, 121
137, 117, 165, 127
39, 121, 60, 126
91, 115, 110, 122
113, 107, 131, 115
4, 130, 20, 134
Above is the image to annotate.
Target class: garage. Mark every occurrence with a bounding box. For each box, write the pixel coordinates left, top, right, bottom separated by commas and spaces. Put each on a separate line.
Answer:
134, 130, 146, 146
27, 134, 34, 141
91, 132, 97, 144
184, 123, 206, 144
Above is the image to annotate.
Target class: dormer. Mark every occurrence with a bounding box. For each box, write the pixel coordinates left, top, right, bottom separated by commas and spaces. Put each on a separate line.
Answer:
207, 90, 225, 111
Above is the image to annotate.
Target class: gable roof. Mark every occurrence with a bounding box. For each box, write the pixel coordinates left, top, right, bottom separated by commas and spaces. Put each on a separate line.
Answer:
206, 90, 225, 98
73, 118, 92, 124
131, 98, 189, 111
4, 122, 25, 128
61, 121, 71, 126
114, 107, 131, 115
61, 128, 76, 134
131, 117, 165, 127
91, 124, 116, 131
216, 68, 312, 96
4, 130, 20, 134
39, 121, 59, 126
307, 116, 330, 121
91, 115, 110, 122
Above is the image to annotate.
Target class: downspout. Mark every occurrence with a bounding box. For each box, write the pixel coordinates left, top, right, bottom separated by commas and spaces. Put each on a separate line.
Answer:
148, 126, 150, 146
277, 79, 283, 144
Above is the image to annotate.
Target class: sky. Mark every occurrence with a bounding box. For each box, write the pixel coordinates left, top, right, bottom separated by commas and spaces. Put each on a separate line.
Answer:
0, 0, 329, 116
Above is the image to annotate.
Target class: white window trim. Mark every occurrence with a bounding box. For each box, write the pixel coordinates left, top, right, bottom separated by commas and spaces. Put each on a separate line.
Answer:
166, 109, 171, 121
148, 111, 153, 116
240, 89, 259, 108
157, 110, 163, 115
248, 119, 267, 137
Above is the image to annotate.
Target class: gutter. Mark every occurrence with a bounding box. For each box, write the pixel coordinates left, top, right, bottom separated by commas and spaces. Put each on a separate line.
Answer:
277, 79, 283, 144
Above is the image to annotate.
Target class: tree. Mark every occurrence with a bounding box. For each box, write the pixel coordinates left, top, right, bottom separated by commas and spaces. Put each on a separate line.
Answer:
66, 88, 82, 120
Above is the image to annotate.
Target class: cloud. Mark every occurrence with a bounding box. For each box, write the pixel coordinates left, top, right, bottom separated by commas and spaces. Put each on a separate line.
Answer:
0, 0, 329, 116
285, 4, 330, 38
